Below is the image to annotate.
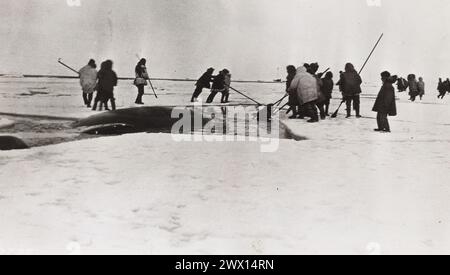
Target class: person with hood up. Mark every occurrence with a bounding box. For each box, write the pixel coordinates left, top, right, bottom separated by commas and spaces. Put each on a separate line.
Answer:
285, 65, 299, 119
288, 65, 319, 123
418, 77, 425, 100
79, 59, 98, 108
320, 71, 334, 116
396, 77, 408, 93
372, 71, 397, 133
134, 58, 149, 105
221, 72, 232, 103
93, 60, 118, 111
191, 68, 214, 102
206, 69, 229, 104
340, 63, 363, 118
407, 74, 419, 101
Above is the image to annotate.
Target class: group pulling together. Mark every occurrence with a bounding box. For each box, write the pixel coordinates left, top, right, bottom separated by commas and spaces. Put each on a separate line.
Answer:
76, 56, 450, 133
282, 62, 396, 132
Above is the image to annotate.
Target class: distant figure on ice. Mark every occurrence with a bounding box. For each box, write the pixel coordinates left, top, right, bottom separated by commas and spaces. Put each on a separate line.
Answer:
418, 77, 425, 100
79, 59, 98, 108
93, 60, 118, 111
407, 74, 419, 101
320, 72, 334, 117
191, 68, 214, 102
396, 77, 408, 93
221, 72, 231, 103
373, 71, 397, 133
206, 69, 229, 104
289, 65, 319, 123
286, 65, 299, 119
437, 78, 446, 99
134, 58, 149, 105
340, 63, 362, 118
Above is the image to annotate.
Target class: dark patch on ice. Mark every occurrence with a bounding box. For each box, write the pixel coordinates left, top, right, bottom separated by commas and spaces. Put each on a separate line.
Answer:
0, 136, 29, 150
19, 91, 49, 96
281, 123, 308, 141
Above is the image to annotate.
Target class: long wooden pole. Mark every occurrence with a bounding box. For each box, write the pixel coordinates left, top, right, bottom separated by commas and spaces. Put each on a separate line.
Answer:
58, 58, 79, 75
226, 84, 262, 105
358, 33, 384, 75
273, 67, 330, 106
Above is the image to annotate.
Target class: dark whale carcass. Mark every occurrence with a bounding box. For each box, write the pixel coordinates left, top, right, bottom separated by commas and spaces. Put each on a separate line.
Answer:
0, 136, 29, 151
73, 106, 210, 135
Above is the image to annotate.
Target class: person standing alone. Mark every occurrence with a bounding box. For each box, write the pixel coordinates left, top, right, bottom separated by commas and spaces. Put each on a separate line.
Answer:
79, 59, 98, 108
134, 58, 149, 105
372, 71, 397, 133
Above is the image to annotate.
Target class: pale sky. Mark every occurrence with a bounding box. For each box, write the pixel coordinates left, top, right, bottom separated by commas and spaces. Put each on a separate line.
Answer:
1, 0, 450, 82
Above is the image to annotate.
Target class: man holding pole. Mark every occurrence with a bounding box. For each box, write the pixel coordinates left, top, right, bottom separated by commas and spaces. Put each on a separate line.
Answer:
340, 63, 363, 118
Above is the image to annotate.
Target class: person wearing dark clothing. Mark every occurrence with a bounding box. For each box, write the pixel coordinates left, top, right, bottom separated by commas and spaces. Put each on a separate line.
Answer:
373, 71, 397, 133
206, 69, 229, 104
437, 78, 446, 99
320, 72, 334, 116
397, 77, 408, 92
336, 71, 344, 94
285, 65, 299, 119
191, 68, 214, 102
443, 78, 450, 98
93, 60, 118, 111
341, 63, 362, 118
407, 74, 419, 101
134, 58, 149, 105
221, 73, 231, 103
308, 62, 320, 75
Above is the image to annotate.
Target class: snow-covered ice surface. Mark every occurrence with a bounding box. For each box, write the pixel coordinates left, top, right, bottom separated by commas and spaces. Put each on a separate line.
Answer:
0, 118, 14, 129
0, 78, 450, 254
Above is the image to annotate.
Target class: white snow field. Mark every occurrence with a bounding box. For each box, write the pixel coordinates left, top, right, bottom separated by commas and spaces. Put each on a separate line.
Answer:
0, 77, 449, 254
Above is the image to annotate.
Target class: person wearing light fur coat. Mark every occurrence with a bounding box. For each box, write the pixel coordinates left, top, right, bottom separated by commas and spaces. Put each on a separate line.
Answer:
288, 66, 320, 122
79, 59, 98, 108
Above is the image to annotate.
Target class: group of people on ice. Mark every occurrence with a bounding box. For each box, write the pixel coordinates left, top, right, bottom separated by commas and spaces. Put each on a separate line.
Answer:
437, 78, 450, 99
285, 62, 362, 122
285, 62, 397, 132
78, 58, 152, 111
191, 68, 232, 104
79, 59, 118, 111
395, 75, 426, 101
